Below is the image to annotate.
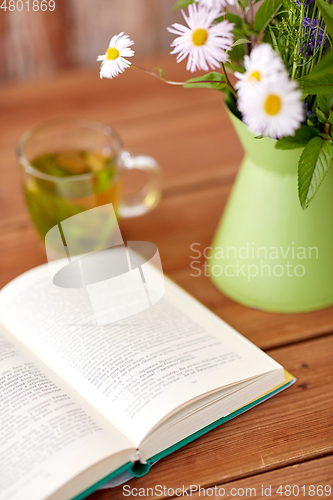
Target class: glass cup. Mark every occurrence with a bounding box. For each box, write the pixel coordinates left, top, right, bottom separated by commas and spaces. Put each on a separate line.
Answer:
17, 118, 161, 252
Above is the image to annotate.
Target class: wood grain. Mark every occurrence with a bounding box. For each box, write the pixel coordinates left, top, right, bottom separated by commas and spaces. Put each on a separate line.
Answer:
0, 59, 332, 500
0, 61, 239, 225
0, 0, 180, 81
89, 335, 333, 499
1, 206, 332, 352
169, 270, 333, 350
91, 456, 333, 499
0, 60, 332, 352
188, 456, 333, 500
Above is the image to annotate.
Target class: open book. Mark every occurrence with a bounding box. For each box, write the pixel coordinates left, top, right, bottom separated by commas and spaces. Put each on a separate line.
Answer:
0, 262, 295, 500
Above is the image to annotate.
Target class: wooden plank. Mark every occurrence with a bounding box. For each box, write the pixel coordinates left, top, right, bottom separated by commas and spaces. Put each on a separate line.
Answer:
0, 61, 241, 216
0, 182, 230, 286
0, 51, 331, 500
2, 8, 67, 81
169, 270, 333, 350
90, 455, 333, 499
0, 0, 180, 81
90, 335, 333, 499
0, 99, 239, 222
0, 158, 232, 268
0, 219, 46, 286
0, 60, 223, 145
186, 456, 333, 500
67, 0, 181, 67
43, 0, 71, 71
1, 183, 333, 351
0, 5, 6, 81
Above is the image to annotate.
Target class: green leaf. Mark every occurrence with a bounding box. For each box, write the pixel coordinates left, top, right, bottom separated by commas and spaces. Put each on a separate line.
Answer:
173, 0, 193, 9
232, 38, 251, 47
216, 13, 243, 27
267, 23, 279, 52
228, 37, 245, 70
315, 0, 333, 39
225, 61, 245, 73
298, 74, 333, 95
317, 93, 333, 114
275, 126, 320, 150
225, 90, 242, 120
225, 13, 242, 28
316, 108, 328, 123
298, 52, 333, 96
230, 28, 248, 38
242, 23, 254, 37
254, 0, 282, 33
329, 110, 333, 125
184, 72, 226, 90
298, 137, 333, 209
306, 51, 333, 79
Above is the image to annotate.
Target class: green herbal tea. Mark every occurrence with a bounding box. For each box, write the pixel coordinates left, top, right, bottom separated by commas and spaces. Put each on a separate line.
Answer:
24, 150, 123, 248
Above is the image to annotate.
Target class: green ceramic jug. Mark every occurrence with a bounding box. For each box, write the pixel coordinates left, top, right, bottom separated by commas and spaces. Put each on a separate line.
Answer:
210, 111, 333, 312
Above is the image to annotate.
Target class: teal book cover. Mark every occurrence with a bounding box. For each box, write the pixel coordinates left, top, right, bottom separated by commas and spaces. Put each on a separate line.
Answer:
73, 371, 295, 500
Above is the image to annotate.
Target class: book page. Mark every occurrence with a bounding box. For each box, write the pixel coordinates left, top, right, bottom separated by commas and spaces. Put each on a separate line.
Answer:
0, 327, 133, 500
0, 264, 283, 447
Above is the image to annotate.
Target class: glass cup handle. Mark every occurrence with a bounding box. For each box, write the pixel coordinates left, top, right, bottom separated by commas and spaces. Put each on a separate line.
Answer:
118, 151, 162, 218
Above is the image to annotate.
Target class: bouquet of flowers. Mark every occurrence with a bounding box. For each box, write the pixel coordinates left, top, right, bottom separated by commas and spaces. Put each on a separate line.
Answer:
97, 0, 333, 210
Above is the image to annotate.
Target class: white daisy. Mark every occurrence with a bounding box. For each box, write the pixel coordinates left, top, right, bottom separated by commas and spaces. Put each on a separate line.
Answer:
235, 44, 285, 94
167, 4, 234, 72
97, 32, 134, 79
194, 0, 235, 9
237, 74, 304, 139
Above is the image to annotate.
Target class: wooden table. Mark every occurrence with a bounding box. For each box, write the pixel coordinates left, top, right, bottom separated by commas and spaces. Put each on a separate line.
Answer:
0, 56, 332, 499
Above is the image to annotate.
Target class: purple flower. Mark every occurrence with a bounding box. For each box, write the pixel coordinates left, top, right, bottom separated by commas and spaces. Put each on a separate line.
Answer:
295, 0, 314, 6
302, 18, 319, 32
303, 102, 312, 117
300, 19, 327, 58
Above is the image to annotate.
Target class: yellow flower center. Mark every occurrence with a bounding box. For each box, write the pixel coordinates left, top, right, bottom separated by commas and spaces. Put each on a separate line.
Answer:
192, 28, 208, 46
106, 48, 120, 60
264, 94, 281, 116
248, 70, 261, 82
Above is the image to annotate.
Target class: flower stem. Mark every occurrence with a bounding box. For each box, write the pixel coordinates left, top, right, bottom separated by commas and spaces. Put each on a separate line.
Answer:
132, 63, 235, 93
292, 3, 303, 79
315, 25, 326, 69
323, 123, 330, 135
221, 63, 237, 98
131, 64, 184, 86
